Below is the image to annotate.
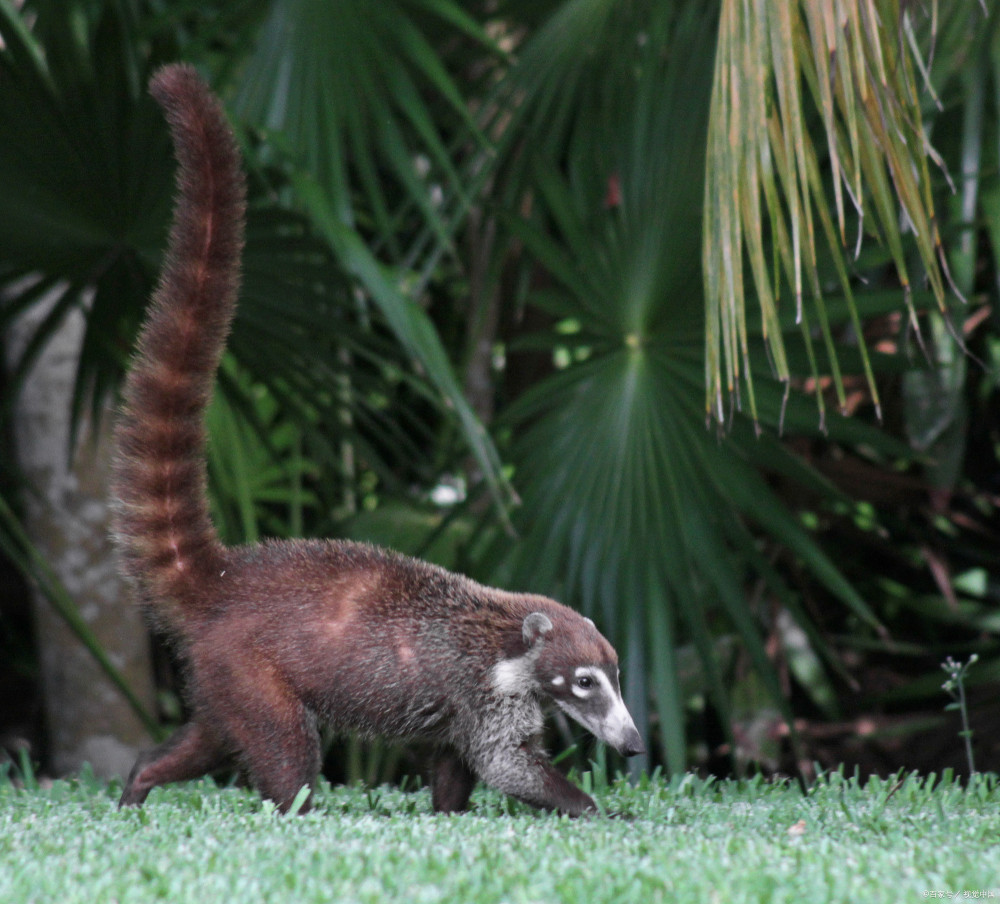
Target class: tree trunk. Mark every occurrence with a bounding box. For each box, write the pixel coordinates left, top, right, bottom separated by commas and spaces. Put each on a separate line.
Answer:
6, 287, 156, 780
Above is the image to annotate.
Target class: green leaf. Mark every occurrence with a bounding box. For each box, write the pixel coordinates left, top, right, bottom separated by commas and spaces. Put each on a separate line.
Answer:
231, 0, 489, 249
294, 172, 511, 513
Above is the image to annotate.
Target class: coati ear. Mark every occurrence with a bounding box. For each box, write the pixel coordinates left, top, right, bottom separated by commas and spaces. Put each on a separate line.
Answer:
522, 612, 553, 648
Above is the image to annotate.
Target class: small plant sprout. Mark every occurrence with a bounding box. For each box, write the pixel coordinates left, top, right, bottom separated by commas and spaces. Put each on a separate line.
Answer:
941, 654, 978, 775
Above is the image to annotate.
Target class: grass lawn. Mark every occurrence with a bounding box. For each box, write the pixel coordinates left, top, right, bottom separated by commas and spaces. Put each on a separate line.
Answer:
1, 767, 998, 903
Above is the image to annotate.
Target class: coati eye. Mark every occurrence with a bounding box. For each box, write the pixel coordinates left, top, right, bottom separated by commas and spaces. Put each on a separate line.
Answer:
577, 676, 594, 689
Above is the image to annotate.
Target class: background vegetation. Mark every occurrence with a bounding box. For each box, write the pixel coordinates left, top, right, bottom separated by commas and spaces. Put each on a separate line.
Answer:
1, 0, 999, 786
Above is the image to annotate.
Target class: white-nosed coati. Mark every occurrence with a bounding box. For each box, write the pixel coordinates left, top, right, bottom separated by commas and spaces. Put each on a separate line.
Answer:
112, 63, 644, 817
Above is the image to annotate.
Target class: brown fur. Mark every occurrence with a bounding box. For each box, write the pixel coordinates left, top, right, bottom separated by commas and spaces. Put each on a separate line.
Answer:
112, 63, 240, 631
113, 64, 642, 817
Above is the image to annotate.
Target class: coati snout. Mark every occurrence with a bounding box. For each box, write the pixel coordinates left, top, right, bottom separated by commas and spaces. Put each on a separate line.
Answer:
112, 63, 645, 819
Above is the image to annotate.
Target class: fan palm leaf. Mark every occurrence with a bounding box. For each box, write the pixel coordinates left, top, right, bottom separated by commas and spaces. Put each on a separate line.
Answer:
484, 0, 896, 769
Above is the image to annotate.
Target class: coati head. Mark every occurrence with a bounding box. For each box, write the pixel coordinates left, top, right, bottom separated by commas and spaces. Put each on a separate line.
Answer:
492, 609, 646, 758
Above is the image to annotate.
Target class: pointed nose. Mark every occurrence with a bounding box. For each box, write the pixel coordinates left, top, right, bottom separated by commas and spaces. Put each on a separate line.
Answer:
616, 725, 646, 758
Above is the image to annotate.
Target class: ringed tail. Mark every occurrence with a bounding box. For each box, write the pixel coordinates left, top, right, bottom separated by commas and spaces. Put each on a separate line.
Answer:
111, 64, 246, 631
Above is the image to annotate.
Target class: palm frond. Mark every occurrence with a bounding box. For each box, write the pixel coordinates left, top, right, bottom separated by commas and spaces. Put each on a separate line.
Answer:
230, 0, 493, 248
0, 0, 175, 438
703, 0, 982, 428
488, 3, 744, 769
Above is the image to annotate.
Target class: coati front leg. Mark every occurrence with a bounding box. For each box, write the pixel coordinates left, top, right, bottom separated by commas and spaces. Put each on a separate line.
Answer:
120, 721, 228, 808
431, 749, 476, 813
474, 742, 597, 816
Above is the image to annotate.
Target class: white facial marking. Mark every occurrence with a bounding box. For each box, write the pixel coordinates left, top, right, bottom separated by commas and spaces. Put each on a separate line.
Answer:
598, 682, 640, 749
551, 675, 565, 687
571, 666, 600, 698
591, 669, 615, 697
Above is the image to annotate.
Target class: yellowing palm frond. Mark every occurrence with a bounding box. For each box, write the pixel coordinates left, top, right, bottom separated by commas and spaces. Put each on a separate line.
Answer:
704, 0, 972, 429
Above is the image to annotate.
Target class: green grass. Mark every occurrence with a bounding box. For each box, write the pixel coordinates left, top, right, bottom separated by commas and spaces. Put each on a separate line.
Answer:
2, 768, 999, 903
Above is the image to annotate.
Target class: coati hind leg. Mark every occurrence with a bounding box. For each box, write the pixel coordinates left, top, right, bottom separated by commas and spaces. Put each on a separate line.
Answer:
430, 748, 476, 813
232, 712, 321, 814
119, 721, 228, 808
206, 670, 322, 813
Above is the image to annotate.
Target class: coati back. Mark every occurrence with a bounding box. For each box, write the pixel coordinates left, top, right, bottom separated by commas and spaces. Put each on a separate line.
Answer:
113, 63, 644, 817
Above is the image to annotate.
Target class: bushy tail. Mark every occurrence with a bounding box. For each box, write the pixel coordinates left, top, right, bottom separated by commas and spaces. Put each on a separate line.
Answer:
111, 64, 246, 633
